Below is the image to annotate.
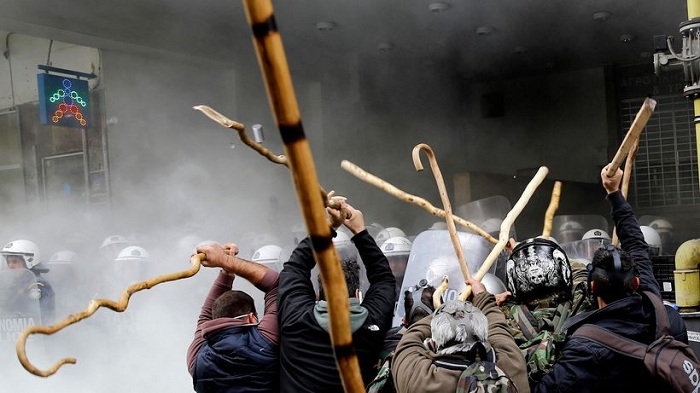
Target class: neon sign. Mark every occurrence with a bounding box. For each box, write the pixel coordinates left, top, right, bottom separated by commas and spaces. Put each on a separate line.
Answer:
37, 73, 90, 128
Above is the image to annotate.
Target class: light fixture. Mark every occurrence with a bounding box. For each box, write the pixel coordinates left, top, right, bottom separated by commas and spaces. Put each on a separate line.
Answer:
619, 34, 634, 43
654, 18, 700, 97
592, 11, 611, 22
428, 2, 450, 13
316, 21, 336, 32
475, 26, 494, 36
377, 42, 394, 52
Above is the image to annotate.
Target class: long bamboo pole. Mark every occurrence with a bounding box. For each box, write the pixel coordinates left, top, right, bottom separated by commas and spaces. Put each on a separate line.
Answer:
241, 1, 363, 391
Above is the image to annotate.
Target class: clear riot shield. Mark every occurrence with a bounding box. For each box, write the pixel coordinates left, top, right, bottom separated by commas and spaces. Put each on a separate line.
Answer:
455, 195, 515, 282
47, 263, 91, 319
552, 215, 610, 244
560, 238, 611, 266
392, 229, 495, 326
309, 246, 370, 300
0, 269, 42, 343
455, 196, 515, 238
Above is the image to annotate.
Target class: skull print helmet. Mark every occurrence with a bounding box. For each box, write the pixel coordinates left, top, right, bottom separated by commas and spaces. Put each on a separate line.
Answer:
506, 237, 572, 304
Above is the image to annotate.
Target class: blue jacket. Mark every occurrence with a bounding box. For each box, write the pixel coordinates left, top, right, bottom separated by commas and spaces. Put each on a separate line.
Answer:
193, 325, 278, 393
534, 191, 687, 393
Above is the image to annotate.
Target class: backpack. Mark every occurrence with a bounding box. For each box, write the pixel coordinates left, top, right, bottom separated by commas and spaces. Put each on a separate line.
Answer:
366, 351, 395, 393
508, 301, 571, 382
456, 361, 518, 393
572, 291, 700, 393
502, 260, 593, 384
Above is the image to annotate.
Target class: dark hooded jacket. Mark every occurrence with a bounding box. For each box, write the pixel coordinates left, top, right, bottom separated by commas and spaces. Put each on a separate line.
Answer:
278, 229, 396, 393
534, 190, 687, 393
187, 270, 279, 393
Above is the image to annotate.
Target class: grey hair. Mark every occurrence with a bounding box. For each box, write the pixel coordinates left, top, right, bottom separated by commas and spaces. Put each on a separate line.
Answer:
430, 300, 488, 353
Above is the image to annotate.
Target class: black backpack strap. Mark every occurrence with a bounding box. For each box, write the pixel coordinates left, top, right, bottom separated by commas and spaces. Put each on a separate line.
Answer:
572, 324, 647, 360
641, 291, 670, 338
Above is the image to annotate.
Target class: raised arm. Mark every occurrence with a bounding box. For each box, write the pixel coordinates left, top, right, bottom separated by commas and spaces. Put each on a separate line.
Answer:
186, 268, 235, 375
601, 165, 659, 295
468, 277, 530, 393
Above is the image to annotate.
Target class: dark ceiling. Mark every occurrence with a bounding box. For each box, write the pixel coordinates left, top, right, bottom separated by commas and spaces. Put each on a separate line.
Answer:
0, 0, 691, 80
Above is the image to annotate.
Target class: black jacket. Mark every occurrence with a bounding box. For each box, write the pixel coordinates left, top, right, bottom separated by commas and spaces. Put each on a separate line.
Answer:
534, 190, 687, 393
278, 229, 396, 393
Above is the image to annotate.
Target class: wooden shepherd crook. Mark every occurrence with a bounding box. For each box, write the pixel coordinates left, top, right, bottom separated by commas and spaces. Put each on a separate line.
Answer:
412, 143, 471, 281
17, 253, 205, 377
241, 1, 364, 392
606, 97, 656, 177
340, 160, 498, 245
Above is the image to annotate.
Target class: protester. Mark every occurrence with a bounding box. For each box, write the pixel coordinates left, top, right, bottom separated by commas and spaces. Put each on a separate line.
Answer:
533, 165, 688, 392
278, 199, 396, 392
391, 277, 529, 393
187, 242, 279, 393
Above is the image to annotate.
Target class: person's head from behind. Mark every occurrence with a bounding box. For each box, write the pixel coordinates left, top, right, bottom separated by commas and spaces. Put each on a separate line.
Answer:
317, 257, 361, 301
588, 244, 639, 305
506, 237, 573, 306
212, 290, 258, 322
430, 300, 489, 355
402, 279, 436, 327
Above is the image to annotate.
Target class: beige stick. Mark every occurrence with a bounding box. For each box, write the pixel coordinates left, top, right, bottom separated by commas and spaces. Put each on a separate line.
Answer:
542, 181, 562, 238
611, 140, 639, 245
413, 143, 471, 281
17, 253, 204, 377
193, 105, 345, 209
459, 166, 549, 300
606, 97, 656, 177
341, 159, 498, 244
194, 105, 288, 166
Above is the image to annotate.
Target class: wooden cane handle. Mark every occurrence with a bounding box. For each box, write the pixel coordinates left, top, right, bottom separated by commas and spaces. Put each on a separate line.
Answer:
413, 143, 471, 281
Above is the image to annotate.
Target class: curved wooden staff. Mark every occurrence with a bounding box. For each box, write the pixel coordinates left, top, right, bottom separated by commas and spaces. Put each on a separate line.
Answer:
459, 166, 549, 301
193, 105, 288, 166
542, 181, 562, 238
341, 160, 498, 244
17, 253, 204, 377
606, 97, 656, 177
611, 140, 639, 245
241, 1, 363, 392
192, 105, 344, 209
412, 143, 470, 281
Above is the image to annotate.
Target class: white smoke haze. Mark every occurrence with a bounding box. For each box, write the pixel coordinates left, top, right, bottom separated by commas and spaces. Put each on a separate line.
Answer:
5, 3, 695, 392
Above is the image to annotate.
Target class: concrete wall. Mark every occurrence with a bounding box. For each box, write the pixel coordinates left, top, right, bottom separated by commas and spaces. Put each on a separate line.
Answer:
95, 47, 611, 239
